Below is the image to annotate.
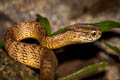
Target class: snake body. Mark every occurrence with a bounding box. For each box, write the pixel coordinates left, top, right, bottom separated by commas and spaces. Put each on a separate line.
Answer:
5, 21, 101, 80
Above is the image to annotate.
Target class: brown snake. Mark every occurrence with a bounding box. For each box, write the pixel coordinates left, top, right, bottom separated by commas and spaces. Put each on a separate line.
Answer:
5, 21, 102, 80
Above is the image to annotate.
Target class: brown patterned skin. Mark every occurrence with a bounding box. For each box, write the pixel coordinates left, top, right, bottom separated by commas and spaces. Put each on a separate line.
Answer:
5, 21, 102, 80
41, 23, 102, 49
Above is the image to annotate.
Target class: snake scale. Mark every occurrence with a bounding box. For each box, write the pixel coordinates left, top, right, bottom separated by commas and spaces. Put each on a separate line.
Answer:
5, 21, 102, 80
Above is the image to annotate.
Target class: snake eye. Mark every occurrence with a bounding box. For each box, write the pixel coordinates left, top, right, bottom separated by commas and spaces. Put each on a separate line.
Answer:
91, 31, 96, 36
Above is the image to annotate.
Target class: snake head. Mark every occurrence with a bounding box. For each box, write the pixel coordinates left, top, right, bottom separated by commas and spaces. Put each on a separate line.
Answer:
66, 24, 102, 43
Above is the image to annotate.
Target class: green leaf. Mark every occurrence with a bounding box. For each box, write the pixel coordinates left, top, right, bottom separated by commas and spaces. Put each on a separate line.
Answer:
50, 26, 69, 36
0, 42, 4, 48
95, 21, 120, 32
36, 14, 51, 36
36, 14, 69, 36
102, 40, 120, 54
57, 61, 107, 80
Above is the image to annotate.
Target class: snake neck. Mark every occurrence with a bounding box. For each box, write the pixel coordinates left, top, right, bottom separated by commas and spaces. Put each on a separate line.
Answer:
41, 33, 83, 49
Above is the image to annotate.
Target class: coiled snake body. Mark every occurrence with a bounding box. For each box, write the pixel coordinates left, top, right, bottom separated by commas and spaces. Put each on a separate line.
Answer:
5, 21, 101, 80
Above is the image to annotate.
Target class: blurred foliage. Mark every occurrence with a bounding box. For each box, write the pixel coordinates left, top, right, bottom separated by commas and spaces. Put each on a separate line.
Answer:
102, 40, 120, 54
36, 14, 51, 36
95, 21, 120, 32
36, 14, 69, 36
0, 42, 4, 49
57, 62, 107, 80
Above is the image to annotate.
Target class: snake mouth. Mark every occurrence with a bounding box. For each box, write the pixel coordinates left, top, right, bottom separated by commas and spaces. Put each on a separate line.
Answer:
85, 35, 101, 43
85, 39, 99, 43
84, 32, 102, 43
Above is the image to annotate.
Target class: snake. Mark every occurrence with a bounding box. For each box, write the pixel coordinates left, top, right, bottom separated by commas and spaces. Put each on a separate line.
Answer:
5, 21, 102, 80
